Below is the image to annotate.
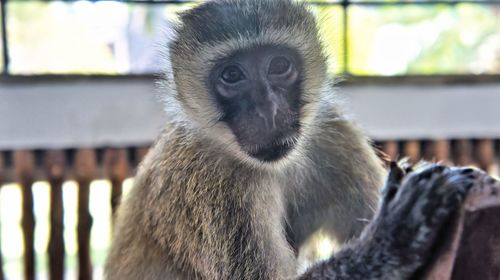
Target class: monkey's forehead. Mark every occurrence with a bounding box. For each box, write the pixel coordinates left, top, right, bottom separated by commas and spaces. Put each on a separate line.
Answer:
169, 0, 323, 62
175, 0, 313, 45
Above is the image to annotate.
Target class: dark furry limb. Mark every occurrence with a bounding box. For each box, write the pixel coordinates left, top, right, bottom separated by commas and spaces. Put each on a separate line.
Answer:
301, 164, 499, 280
417, 171, 500, 280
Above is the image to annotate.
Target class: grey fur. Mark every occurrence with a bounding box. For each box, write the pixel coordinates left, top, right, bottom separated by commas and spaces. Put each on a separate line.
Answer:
105, 0, 472, 279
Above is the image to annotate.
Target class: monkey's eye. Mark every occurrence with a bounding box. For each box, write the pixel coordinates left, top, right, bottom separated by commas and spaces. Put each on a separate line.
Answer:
221, 66, 245, 84
269, 56, 291, 75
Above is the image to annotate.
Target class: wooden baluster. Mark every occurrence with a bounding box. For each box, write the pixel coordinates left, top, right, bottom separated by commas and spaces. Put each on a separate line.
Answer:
75, 149, 96, 280
45, 151, 66, 280
381, 141, 398, 162
454, 139, 474, 166
423, 140, 451, 165
403, 140, 421, 164
103, 149, 129, 221
496, 140, 500, 176
0, 152, 5, 280
13, 151, 36, 280
134, 146, 150, 166
475, 139, 495, 173
434, 140, 451, 164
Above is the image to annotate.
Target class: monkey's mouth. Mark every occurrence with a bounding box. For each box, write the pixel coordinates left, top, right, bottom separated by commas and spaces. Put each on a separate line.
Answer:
245, 135, 298, 162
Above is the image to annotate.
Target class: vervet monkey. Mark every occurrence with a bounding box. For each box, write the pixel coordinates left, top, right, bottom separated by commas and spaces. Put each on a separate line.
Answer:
105, 0, 476, 279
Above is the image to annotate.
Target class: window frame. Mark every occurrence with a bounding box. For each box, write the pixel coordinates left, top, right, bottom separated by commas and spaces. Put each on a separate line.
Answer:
1, 0, 499, 84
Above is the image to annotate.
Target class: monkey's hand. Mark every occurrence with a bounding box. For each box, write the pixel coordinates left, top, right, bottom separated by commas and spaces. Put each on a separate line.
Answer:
300, 163, 480, 280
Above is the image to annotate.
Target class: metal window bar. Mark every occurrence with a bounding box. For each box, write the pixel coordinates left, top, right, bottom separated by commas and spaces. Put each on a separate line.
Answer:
1, 0, 500, 77
1, 0, 9, 76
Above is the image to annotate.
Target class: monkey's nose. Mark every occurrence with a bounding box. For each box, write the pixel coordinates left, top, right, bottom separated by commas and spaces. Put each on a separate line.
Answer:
256, 102, 278, 131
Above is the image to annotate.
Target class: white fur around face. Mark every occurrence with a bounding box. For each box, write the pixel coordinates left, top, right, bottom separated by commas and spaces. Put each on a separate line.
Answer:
161, 1, 332, 170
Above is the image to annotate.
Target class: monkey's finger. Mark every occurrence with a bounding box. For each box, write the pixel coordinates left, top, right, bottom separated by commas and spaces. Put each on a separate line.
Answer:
414, 168, 477, 227
389, 165, 450, 223
380, 162, 405, 205
388, 161, 406, 183
397, 157, 413, 172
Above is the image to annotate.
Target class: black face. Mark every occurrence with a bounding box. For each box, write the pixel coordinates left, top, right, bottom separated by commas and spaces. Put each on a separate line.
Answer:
209, 46, 303, 162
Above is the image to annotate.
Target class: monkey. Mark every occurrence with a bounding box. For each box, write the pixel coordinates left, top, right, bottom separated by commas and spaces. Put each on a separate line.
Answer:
104, 0, 478, 279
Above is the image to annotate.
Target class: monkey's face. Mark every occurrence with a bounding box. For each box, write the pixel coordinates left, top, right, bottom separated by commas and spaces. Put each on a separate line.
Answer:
209, 46, 303, 162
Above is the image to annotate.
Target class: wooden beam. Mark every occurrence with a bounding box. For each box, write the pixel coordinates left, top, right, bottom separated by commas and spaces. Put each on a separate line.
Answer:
476, 139, 495, 173
134, 146, 150, 167
13, 151, 36, 280
103, 148, 129, 222
423, 140, 451, 165
403, 140, 421, 164
382, 141, 399, 162
75, 149, 97, 280
45, 150, 66, 280
0, 152, 5, 280
453, 139, 474, 166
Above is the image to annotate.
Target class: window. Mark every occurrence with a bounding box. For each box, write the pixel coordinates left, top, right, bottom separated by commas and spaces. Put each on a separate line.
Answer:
2, 0, 499, 76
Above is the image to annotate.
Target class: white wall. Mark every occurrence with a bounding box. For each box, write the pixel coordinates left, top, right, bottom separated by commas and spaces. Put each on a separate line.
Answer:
0, 78, 499, 150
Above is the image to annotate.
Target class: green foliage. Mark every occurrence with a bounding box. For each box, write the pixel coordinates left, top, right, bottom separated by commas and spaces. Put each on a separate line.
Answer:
6, 1, 500, 75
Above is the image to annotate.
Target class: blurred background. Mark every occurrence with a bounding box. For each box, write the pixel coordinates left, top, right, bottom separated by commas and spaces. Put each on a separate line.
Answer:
0, 0, 499, 279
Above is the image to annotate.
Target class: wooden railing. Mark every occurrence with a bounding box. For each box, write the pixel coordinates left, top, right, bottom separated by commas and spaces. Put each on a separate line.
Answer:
0, 140, 498, 280
0, 146, 149, 280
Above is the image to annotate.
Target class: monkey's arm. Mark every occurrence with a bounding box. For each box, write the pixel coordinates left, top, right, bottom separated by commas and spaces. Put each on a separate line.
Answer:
299, 163, 478, 280
287, 116, 385, 248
